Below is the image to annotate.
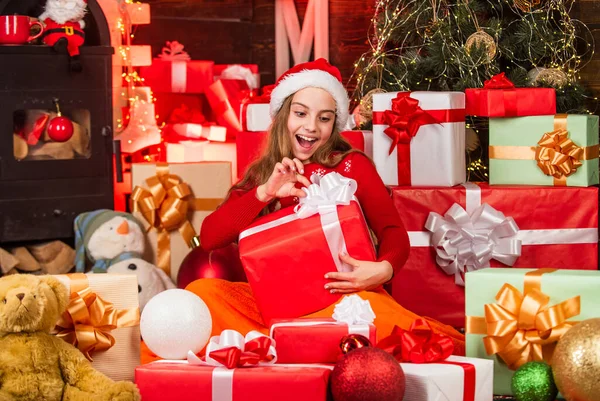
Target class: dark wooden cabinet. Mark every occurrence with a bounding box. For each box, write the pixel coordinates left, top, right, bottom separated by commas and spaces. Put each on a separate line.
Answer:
0, 0, 114, 243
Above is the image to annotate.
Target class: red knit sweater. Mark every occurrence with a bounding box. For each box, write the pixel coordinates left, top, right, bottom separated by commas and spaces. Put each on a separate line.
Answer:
200, 152, 410, 273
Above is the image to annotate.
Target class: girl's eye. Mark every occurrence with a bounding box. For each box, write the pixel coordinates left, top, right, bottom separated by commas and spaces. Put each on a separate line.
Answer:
320, 117, 331, 122
294, 111, 306, 117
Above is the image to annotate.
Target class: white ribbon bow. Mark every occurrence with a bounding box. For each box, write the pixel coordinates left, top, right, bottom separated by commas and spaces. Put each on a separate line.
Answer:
187, 329, 277, 367
294, 172, 358, 273
332, 294, 376, 325
220, 64, 259, 90
158, 40, 191, 61
425, 203, 522, 286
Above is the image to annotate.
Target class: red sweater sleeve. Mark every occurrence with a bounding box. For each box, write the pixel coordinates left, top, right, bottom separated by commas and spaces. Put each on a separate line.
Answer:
348, 153, 410, 273
199, 187, 270, 250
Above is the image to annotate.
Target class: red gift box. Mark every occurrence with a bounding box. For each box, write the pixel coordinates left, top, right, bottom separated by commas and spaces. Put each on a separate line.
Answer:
239, 181, 376, 324
465, 73, 556, 117
340, 130, 373, 158
390, 183, 599, 328
270, 318, 376, 364
214, 64, 260, 90
236, 131, 267, 177
153, 93, 211, 126
136, 362, 332, 401
140, 59, 214, 94
206, 80, 248, 136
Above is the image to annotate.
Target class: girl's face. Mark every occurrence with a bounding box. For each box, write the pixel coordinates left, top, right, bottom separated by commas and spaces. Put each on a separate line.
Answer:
287, 87, 336, 162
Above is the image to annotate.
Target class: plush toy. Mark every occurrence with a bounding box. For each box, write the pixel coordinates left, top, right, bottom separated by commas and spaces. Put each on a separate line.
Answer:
0, 274, 140, 401
38, 0, 87, 72
74, 210, 175, 311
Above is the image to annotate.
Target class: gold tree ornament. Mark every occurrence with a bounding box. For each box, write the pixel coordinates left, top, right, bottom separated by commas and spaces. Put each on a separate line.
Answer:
358, 88, 386, 123
514, 0, 541, 13
528, 67, 568, 88
465, 30, 497, 62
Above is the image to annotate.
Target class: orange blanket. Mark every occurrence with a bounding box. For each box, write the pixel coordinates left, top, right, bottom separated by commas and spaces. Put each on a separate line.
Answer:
142, 278, 465, 364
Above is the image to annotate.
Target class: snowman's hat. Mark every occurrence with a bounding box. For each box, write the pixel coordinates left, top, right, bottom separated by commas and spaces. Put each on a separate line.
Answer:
73, 209, 143, 273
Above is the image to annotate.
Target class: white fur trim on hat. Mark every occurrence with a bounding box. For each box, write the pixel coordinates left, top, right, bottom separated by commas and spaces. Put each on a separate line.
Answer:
269, 69, 349, 131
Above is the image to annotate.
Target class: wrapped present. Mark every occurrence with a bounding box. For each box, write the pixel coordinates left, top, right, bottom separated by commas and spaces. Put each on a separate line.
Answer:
206, 79, 245, 135
372, 91, 466, 186
165, 141, 206, 163
270, 295, 377, 364
240, 84, 273, 132
389, 182, 598, 328
140, 41, 214, 94
465, 73, 556, 117
465, 268, 599, 395
401, 356, 493, 401
131, 162, 231, 281
165, 138, 236, 182
136, 329, 333, 401
213, 64, 260, 92
53, 273, 140, 382
154, 93, 211, 126
236, 130, 267, 177
239, 172, 376, 324
341, 130, 373, 158
489, 114, 599, 186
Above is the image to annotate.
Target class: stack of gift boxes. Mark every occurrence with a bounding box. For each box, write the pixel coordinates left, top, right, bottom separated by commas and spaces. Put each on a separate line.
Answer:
374, 72, 599, 396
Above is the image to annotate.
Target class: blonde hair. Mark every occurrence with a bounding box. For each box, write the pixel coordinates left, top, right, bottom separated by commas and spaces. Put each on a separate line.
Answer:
230, 94, 357, 208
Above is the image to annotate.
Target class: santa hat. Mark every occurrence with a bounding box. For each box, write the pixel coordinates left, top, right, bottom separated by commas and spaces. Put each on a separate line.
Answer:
269, 58, 349, 131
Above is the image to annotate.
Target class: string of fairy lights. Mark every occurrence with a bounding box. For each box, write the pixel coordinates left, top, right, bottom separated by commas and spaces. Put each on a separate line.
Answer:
115, 0, 158, 133
350, 0, 596, 180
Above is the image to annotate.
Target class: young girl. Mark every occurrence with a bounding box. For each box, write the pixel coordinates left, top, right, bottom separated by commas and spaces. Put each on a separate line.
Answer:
142, 59, 464, 362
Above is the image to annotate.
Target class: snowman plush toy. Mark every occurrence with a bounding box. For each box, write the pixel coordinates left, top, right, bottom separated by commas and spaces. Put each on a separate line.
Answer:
74, 209, 175, 311
38, 0, 87, 72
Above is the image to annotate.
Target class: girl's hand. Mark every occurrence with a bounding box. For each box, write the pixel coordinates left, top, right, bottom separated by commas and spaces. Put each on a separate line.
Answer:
324, 253, 393, 294
256, 157, 312, 202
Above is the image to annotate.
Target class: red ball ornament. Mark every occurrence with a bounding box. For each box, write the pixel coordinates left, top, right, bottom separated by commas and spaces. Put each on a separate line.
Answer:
340, 334, 372, 355
331, 347, 406, 401
177, 239, 247, 289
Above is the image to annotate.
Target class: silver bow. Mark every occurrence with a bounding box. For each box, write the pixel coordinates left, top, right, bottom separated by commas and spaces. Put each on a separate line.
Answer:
425, 203, 521, 286
220, 64, 259, 90
295, 172, 357, 218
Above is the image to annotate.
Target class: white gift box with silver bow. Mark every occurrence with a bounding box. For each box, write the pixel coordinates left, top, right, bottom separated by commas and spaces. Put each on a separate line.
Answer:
388, 182, 599, 328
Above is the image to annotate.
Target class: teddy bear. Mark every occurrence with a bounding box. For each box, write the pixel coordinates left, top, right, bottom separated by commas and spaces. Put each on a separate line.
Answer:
0, 274, 140, 401
38, 0, 87, 72
74, 210, 175, 311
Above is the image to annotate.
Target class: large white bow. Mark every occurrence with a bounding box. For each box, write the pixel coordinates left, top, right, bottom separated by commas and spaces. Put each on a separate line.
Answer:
220, 65, 259, 90
425, 203, 522, 286
294, 172, 357, 219
332, 294, 376, 325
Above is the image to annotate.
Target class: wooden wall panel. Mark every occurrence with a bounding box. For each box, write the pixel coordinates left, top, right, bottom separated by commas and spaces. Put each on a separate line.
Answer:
142, 0, 252, 20
573, 0, 600, 95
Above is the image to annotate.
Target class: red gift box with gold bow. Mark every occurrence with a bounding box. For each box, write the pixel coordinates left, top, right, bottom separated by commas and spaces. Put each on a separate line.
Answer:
389, 182, 598, 328
465, 73, 557, 117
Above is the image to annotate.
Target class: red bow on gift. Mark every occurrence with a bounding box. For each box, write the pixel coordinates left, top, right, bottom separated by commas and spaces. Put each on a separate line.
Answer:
168, 104, 206, 124
245, 84, 275, 104
483, 73, 515, 90
377, 319, 454, 363
208, 335, 275, 369
381, 93, 440, 155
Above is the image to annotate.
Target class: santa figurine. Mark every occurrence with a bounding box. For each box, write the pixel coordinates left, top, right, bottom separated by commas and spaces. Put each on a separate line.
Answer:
38, 0, 87, 72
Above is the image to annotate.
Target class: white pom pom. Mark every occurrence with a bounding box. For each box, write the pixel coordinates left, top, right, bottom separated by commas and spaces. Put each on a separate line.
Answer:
140, 289, 212, 359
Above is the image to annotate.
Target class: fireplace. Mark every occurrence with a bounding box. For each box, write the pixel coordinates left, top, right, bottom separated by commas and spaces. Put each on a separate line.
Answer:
0, 0, 114, 243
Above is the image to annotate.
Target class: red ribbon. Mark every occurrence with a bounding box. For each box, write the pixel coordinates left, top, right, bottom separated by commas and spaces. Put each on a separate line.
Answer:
372, 92, 465, 185
207, 336, 274, 369
377, 319, 454, 363
377, 320, 475, 401
483, 72, 515, 89
168, 104, 206, 124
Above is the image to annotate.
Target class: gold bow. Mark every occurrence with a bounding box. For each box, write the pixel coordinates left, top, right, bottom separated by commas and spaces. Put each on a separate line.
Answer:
466, 268, 580, 370
53, 274, 140, 361
130, 163, 224, 276
535, 129, 583, 182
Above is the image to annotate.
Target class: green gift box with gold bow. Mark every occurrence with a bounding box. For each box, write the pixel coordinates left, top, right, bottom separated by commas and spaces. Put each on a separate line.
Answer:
489, 114, 599, 187
465, 268, 600, 395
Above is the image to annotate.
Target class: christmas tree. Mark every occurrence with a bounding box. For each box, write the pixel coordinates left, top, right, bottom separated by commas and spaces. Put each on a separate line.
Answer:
351, 0, 596, 179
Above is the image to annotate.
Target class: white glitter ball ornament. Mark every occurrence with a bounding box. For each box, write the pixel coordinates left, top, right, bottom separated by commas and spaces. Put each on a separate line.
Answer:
140, 289, 212, 359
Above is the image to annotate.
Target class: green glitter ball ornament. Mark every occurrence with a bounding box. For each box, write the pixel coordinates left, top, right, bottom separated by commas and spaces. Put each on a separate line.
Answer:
511, 362, 558, 401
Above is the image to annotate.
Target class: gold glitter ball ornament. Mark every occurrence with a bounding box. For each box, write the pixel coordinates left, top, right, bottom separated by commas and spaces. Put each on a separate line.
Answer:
358, 88, 386, 123
552, 318, 600, 401
465, 30, 497, 62
528, 67, 568, 88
